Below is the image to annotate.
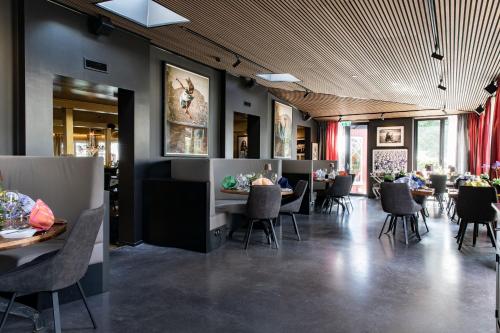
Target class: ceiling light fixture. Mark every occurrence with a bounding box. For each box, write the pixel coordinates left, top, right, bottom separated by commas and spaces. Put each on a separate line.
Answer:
431, 52, 444, 60
485, 81, 497, 94
428, 0, 443, 61
232, 57, 241, 68
438, 78, 446, 91
214, 56, 221, 63
351, 75, 358, 78
304, 90, 310, 98
338, 116, 343, 122
380, 113, 385, 121
96, 0, 189, 28
476, 105, 484, 114
256, 73, 301, 82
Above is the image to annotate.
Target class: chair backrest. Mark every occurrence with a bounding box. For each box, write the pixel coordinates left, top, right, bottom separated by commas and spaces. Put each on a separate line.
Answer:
380, 182, 417, 215
246, 185, 282, 220
430, 174, 447, 194
282, 180, 308, 213
327, 176, 352, 197
52, 205, 105, 290
456, 186, 497, 221
455, 177, 467, 189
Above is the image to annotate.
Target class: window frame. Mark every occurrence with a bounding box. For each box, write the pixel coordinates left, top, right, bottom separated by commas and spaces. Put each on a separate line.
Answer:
414, 117, 448, 170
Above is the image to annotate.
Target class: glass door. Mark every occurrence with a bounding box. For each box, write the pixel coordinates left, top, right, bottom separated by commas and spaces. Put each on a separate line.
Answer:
342, 124, 368, 195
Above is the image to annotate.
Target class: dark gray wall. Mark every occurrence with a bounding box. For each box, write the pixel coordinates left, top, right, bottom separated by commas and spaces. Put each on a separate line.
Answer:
367, 118, 414, 197
149, 46, 223, 160
0, 0, 13, 155
225, 74, 317, 159
23, 0, 150, 244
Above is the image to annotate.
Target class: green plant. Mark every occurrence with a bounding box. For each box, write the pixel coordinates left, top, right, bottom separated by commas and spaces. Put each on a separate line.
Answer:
492, 178, 500, 186
384, 174, 395, 182
480, 173, 490, 180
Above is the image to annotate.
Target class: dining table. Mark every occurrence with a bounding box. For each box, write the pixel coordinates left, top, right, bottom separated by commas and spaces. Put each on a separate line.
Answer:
0, 219, 67, 331
411, 188, 434, 222
220, 188, 294, 196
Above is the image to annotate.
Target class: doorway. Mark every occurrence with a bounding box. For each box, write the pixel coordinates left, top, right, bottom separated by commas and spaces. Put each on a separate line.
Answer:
52, 75, 121, 244
347, 124, 368, 195
233, 112, 260, 158
296, 125, 311, 160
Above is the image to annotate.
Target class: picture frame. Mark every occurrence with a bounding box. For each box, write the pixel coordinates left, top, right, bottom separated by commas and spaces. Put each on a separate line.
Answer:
237, 136, 248, 158
376, 126, 404, 147
163, 63, 209, 156
372, 149, 408, 173
273, 101, 293, 159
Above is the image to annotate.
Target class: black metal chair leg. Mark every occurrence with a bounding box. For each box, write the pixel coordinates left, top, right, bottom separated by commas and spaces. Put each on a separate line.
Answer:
0, 292, 16, 332
244, 220, 254, 249
291, 214, 301, 241
52, 291, 61, 333
385, 215, 395, 234
392, 216, 398, 235
473, 223, 479, 247
268, 219, 279, 249
458, 222, 468, 251
77, 281, 97, 329
379, 214, 390, 238
487, 223, 497, 248
403, 216, 409, 245
413, 215, 421, 240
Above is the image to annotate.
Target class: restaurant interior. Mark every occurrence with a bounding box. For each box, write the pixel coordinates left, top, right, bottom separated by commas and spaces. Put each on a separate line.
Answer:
0, 0, 499, 332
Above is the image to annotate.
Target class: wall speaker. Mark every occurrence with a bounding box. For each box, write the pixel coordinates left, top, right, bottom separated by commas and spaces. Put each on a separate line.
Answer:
88, 15, 114, 36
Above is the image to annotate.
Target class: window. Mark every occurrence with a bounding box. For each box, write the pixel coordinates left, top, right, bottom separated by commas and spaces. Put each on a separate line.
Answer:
415, 116, 457, 171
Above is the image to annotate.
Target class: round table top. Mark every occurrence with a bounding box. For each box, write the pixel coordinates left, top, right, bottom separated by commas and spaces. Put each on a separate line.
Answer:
411, 188, 435, 197
220, 188, 294, 196
0, 219, 67, 251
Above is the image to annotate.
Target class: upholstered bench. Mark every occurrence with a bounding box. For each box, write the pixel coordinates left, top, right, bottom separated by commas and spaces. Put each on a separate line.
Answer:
215, 199, 247, 215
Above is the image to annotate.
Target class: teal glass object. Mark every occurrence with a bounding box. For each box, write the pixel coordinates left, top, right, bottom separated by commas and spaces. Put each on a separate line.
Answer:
221, 176, 237, 189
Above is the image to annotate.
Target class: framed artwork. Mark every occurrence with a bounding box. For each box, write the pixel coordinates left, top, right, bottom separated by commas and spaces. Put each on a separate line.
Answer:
163, 63, 209, 156
376, 126, 404, 147
312, 143, 319, 160
373, 149, 408, 173
273, 101, 293, 159
237, 136, 248, 158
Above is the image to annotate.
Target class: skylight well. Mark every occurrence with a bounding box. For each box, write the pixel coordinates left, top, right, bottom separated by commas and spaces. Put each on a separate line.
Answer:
97, 0, 189, 28
256, 73, 301, 82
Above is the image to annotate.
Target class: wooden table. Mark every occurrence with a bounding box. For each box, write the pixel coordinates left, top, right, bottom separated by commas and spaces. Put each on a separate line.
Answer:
411, 188, 435, 197
0, 219, 67, 330
220, 188, 294, 196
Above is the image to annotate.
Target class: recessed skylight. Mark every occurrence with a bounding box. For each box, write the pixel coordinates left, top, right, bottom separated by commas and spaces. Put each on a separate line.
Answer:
96, 0, 189, 28
256, 73, 301, 82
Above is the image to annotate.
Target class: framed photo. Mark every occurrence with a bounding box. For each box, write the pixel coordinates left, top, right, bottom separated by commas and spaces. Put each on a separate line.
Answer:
312, 143, 319, 160
237, 136, 248, 158
273, 101, 293, 159
376, 126, 404, 147
372, 149, 408, 173
163, 63, 209, 156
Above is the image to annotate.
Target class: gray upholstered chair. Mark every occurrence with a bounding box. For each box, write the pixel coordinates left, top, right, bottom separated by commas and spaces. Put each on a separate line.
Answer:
456, 186, 497, 250
322, 176, 352, 215
279, 180, 308, 241
429, 174, 448, 209
244, 185, 282, 250
379, 183, 422, 244
0, 206, 105, 333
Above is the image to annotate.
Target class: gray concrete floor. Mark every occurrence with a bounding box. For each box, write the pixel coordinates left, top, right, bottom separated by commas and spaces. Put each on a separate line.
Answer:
5, 197, 497, 332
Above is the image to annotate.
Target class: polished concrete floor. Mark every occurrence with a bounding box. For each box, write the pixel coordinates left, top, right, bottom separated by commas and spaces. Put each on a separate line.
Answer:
5, 197, 497, 332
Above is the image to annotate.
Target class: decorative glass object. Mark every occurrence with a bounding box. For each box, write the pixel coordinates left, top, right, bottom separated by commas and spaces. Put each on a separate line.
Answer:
221, 176, 237, 189
235, 174, 249, 190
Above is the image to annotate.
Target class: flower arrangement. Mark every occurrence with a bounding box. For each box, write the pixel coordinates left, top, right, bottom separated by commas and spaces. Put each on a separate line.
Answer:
383, 174, 395, 182
480, 173, 490, 181
465, 179, 490, 187
492, 178, 500, 186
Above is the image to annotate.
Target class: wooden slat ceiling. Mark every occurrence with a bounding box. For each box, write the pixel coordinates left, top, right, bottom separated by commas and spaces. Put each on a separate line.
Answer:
57, 0, 500, 120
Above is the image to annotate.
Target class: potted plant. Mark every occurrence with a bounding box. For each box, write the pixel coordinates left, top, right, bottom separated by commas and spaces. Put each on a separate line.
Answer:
492, 178, 500, 194
383, 174, 395, 182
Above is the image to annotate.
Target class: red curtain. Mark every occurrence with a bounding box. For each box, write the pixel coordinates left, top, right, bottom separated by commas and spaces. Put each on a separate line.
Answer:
490, 81, 500, 178
468, 113, 480, 174
326, 121, 339, 160
469, 97, 493, 175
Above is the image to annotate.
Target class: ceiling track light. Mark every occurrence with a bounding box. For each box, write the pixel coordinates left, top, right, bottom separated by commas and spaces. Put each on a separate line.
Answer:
338, 116, 343, 122
304, 90, 310, 98
232, 56, 241, 68
485, 81, 497, 95
475, 104, 484, 114
438, 78, 446, 91
380, 113, 385, 121
431, 51, 444, 60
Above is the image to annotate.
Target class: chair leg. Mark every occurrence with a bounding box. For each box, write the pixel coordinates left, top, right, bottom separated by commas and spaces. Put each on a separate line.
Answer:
348, 195, 354, 209
0, 293, 16, 332
379, 214, 390, 238
487, 223, 497, 248
403, 216, 409, 245
268, 219, 279, 249
413, 215, 421, 240
392, 216, 398, 235
385, 215, 395, 234
77, 281, 97, 329
458, 222, 468, 251
473, 223, 479, 247
244, 220, 254, 249
291, 214, 301, 241
52, 291, 61, 333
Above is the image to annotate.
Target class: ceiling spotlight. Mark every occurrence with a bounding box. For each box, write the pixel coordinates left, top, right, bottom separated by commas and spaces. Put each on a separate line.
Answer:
338, 116, 343, 122
431, 52, 444, 60
304, 90, 310, 98
485, 81, 497, 94
302, 112, 312, 121
380, 113, 385, 121
351, 75, 358, 78
476, 105, 484, 114
214, 56, 221, 62
232, 57, 241, 68
438, 83, 447, 91
441, 104, 447, 114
